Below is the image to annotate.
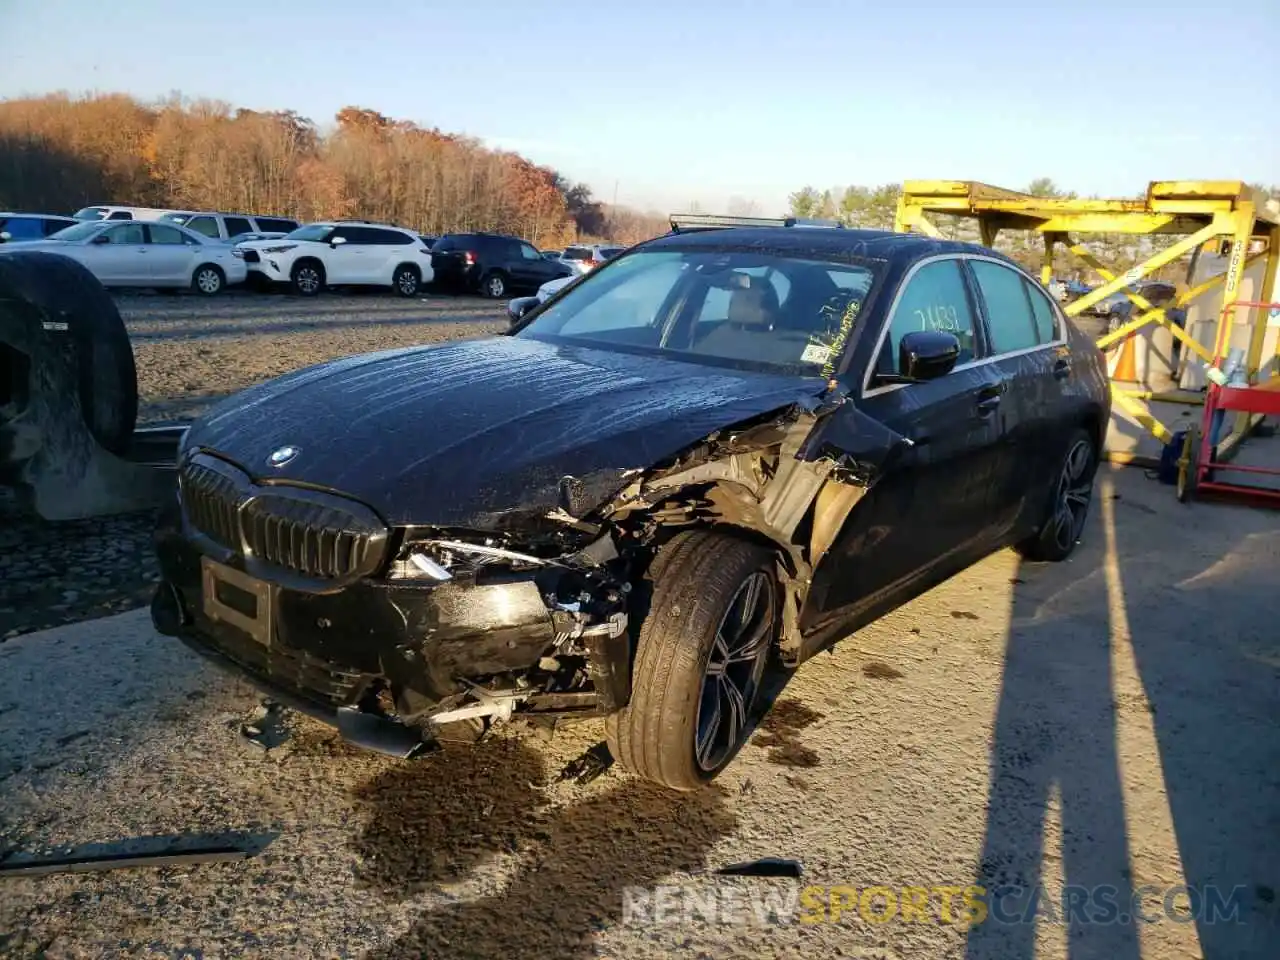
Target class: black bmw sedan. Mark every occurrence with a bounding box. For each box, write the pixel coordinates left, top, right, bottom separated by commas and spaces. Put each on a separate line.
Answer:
153, 223, 1110, 790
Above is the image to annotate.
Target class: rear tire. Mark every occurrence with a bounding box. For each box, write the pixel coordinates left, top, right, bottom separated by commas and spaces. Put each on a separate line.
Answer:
481, 271, 507, 299
0, 251, 137, 456
1015, 428, 1097, 562
392, 264, 420, 297
606, 530, 778, 791
192, 264, 224, 296
291, 260, 325, 297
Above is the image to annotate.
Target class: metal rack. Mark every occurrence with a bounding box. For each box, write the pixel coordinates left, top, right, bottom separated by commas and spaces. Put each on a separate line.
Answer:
895, 180, 1280, 468
1177, 300, 1280, 506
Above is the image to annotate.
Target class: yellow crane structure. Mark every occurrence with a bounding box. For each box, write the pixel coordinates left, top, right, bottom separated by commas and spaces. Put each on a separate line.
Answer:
894, 180, 1280, 465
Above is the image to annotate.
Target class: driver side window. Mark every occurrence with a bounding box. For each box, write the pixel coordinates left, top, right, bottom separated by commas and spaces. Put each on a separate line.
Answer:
878, 259, 977, 376
105, 224, 146, 244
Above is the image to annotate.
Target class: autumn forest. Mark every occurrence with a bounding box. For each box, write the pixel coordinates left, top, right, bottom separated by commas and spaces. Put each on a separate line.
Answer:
0, 93, 669, 248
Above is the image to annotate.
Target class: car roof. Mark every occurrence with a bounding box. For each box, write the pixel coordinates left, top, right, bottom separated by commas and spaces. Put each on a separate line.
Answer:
316, 220, 408, 230
643, 226, 1001, 266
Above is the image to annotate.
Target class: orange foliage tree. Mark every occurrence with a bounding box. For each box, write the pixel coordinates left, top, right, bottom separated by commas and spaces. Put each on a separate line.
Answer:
0, 92, 668, 248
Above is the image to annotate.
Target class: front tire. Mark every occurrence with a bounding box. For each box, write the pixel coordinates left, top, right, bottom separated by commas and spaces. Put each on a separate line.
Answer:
392, 264, 420, 297
290, 260, 325, 297
192, 264, 224, 296
1015, 428, 1097, 562
606, 531, 778, 790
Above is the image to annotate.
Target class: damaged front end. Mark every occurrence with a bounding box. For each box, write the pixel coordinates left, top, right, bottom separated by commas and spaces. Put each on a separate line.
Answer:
154, 385, 908, 758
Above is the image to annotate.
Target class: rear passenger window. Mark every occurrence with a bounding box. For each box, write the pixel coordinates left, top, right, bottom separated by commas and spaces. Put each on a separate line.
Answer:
224, 216, 253, 237
0, 218, 45, 240
879, 259, 977, 376
970, 261, 1040, 354
1024, 280, 1059, 343
185, 216, 220, 239
255, 217, 297, 233
375, 229, 413, 245
147, 224, 187, 245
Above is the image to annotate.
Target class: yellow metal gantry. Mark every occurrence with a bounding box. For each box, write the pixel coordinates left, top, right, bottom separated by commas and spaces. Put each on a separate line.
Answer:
895, 180, 1280, 459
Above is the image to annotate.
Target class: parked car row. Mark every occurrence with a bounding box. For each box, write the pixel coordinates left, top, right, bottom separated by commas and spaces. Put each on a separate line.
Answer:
11, 219, 247, 294
2, 202, 629, 298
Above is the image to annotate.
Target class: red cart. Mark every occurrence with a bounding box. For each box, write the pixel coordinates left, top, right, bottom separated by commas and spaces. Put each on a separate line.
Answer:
1177, 299, 1280, 506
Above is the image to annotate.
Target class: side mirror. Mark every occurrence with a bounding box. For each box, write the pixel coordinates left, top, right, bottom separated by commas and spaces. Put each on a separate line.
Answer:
91, 233, 112, 245
0, 231, 10, 243
507, 296, 539, 326
330, 236, 347, 247
897, 330, 960, 381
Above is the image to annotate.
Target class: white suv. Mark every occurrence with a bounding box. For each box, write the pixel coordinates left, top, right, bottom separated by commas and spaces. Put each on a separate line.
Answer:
238, 221, 435, 296
560, 243, 625, 276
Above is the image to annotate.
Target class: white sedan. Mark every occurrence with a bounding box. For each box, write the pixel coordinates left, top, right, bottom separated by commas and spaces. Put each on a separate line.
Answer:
22, 219, 247, 294
535, 274, 575, 303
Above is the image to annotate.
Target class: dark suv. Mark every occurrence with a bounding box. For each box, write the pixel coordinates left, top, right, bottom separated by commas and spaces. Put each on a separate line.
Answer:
431, 233, 571, 298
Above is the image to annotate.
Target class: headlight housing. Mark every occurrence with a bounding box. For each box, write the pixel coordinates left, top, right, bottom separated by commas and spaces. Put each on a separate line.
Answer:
263, 244, 297, 254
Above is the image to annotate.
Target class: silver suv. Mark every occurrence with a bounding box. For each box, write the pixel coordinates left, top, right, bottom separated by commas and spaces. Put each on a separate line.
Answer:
160, 211, 300, 243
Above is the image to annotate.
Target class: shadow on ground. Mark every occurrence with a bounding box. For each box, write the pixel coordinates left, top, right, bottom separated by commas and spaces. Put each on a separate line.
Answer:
967, 468, 1280, 958
350, 738, 736, 959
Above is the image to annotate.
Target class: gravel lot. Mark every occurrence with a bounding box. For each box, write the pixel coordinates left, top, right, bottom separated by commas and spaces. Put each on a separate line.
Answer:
0, 290, 507, 639
1, 465, 1277, 959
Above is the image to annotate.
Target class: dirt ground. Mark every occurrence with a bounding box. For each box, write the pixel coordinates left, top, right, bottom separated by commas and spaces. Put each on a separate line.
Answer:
0, 291, 507, 640
2, 462, 1277, 959
124, 290, 507, 424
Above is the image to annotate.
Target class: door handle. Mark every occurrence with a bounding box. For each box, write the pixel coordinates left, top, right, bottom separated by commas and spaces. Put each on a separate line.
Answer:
976, 395, 1001, 414
1052, 359, 1071, 380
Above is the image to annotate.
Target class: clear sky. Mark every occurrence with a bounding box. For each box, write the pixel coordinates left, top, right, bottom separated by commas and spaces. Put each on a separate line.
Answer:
1, 0, 1276, 214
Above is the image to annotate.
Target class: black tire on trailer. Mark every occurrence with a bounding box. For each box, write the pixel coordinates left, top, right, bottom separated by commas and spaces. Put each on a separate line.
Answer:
0, 251, 137, 456
605, 530, 779, 791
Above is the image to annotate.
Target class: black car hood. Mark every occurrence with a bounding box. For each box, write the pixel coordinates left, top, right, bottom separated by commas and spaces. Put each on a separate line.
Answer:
185, 336, 827, 527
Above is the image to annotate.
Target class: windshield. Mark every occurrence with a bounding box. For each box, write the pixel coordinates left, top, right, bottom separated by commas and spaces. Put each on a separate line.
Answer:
48, 221, 106, 242
518, 248, 877, 376
161, 212, 192, 224
73, 206, 109, 220
284, 224, 333, 242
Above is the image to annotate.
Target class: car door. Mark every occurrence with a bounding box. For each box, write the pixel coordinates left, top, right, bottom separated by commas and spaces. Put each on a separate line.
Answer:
324, 226, 371, 283
366, 227, 412, 283
514, 241, 559, 287
89, 222, 150, 284
966, 258, 1065, 531
800, 256, 1011, 636
143, 223, 198, 285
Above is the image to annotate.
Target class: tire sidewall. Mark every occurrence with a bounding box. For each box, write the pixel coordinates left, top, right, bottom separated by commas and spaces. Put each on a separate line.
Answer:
291, 261, 324, 296
394, 265, 419, 297
193, 265, 223, 296
609, 532, 780, 788
1024, 427, 1097, 561
483, 272, 506, 298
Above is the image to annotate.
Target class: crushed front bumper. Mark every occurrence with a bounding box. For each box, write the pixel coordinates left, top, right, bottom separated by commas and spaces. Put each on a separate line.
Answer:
152, 518, 564, 753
